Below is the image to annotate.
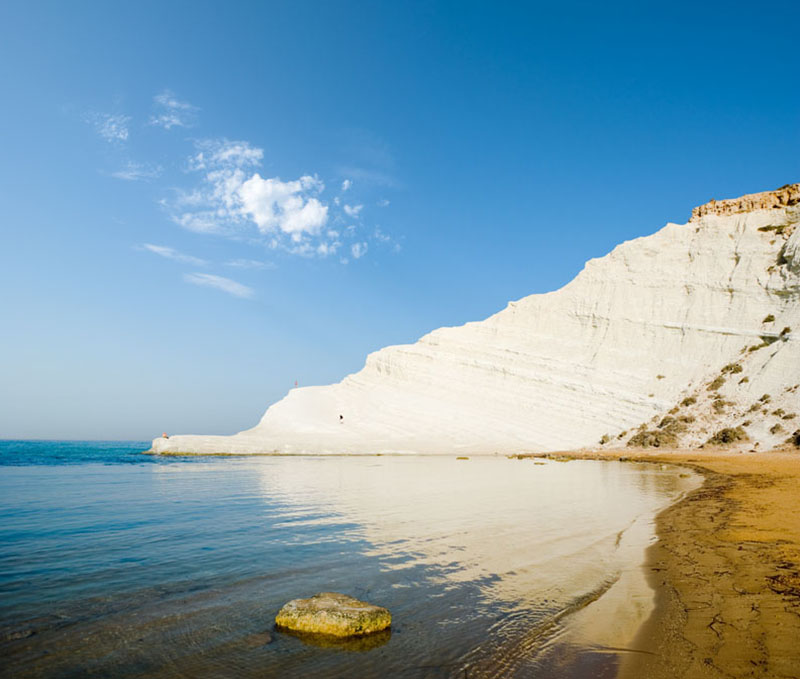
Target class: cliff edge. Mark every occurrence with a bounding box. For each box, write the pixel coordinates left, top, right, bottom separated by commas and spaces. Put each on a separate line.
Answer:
151, 184, 800, 455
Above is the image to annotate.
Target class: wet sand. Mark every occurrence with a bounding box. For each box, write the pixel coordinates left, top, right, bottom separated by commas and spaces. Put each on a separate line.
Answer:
543, 448, 800, 678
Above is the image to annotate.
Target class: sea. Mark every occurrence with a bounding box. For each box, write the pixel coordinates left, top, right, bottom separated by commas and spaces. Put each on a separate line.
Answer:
0, 440, 699, 678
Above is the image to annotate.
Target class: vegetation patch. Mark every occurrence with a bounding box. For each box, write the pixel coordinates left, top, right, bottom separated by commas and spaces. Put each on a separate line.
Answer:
783, 413, 796, 420
712, 398, 733, 414
760, 393, 772, 403
599, 434, 611, 445
781, 326, 791, 337
789, 430, 800, 447
763, 314, 775, 323
627, 429, 677, 448
748, 336, 778, 352
770, 423, 784, 435
681, 396, 697, 407
721, 362, 743, 374
773, 408, 786, 417
707, 427, 749, 445
739, 376, 750, 384
758, 224, 787, 235
707, 376, 726, 391
628, 415, 693, 448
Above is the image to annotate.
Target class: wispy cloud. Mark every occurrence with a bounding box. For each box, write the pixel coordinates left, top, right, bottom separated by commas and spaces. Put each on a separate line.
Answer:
141, 243, 206, 266
112, 161, 162, 181
225, 258, 273, 269
150, 90, 198, 129
184, 272, 254, 298
341, 179, 352, 191
351, 242, 368, 259
337, 165, 400, 188
343, 203, 363, 218
87, 113, 131, 142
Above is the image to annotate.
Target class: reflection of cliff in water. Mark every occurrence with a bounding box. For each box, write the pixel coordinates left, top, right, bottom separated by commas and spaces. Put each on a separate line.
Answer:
255, 456, 697, 609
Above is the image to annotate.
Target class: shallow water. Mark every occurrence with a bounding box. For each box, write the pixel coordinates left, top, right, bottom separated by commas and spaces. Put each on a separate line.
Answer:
0, 442, 697, 678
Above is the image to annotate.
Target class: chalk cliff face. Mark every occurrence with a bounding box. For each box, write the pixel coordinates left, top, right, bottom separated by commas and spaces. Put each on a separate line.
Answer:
151, 185, 800, 455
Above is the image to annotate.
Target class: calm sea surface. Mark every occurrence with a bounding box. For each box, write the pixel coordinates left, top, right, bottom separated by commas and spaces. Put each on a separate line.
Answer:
0, 441, 697, 678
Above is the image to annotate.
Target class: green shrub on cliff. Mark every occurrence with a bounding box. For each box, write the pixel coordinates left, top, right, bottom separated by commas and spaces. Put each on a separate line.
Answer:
707, 427, 748, 445
627, 429, 677, 448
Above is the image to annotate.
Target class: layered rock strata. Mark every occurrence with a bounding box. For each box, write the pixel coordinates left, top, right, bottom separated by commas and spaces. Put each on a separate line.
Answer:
151, 185, 800, 455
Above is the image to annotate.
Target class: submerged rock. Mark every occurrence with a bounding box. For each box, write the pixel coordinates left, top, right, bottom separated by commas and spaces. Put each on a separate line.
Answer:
275, 592, 391, 637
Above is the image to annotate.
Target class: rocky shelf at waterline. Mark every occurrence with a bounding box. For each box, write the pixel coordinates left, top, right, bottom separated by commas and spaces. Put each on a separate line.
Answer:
150, 184, 800, 456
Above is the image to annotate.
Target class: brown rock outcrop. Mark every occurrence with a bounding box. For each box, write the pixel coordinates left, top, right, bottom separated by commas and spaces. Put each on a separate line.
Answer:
691, 183, 799, 221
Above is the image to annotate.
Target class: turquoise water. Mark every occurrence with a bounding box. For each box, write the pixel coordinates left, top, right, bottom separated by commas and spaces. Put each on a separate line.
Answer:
0, 441, 695, 678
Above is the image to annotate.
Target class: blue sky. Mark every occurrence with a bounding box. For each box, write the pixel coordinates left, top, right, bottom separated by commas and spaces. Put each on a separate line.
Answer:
1, 1, 798, 439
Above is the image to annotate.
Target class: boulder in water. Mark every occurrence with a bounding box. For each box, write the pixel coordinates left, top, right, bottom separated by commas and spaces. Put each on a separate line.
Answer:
275, 592, 391, 637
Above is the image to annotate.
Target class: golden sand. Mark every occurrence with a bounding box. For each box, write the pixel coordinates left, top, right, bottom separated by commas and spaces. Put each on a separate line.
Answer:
550, 448, 800, 678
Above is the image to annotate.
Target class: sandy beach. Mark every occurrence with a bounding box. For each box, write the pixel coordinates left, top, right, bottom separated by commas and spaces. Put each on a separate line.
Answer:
543, 448, 800, 678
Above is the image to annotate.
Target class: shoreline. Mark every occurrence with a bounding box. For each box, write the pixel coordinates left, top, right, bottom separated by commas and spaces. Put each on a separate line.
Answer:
543, 448, 800, 679
143, 446, 800, 675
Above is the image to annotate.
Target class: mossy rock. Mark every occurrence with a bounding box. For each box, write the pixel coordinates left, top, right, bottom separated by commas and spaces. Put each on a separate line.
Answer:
276, 592, 391, 637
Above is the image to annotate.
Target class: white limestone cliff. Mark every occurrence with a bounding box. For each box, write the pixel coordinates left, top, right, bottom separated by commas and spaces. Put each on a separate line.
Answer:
151, 185, 800, 455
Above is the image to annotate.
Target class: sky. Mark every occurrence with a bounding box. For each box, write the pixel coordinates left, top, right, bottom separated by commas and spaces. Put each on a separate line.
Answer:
1, 0, 798, 440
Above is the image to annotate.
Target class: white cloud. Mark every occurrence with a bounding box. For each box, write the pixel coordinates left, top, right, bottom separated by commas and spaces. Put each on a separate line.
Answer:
150, 90, 198, 129
343, 203, 363, 218
171, 139, 332, 246
341, 179, 352, 191
141, 243, 206, 265
161, 137, 392, 261
316, 241, 341, 256
239, 173, 328, 240
351, 242, 368, 259
183, 273, 254, 298
189, 138, 263, 171
112, 161, 162, 181
89, 113, 131, 142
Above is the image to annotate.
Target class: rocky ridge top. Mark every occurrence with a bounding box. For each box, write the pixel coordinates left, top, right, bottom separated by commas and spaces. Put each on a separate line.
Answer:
691, 183, 799, 221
